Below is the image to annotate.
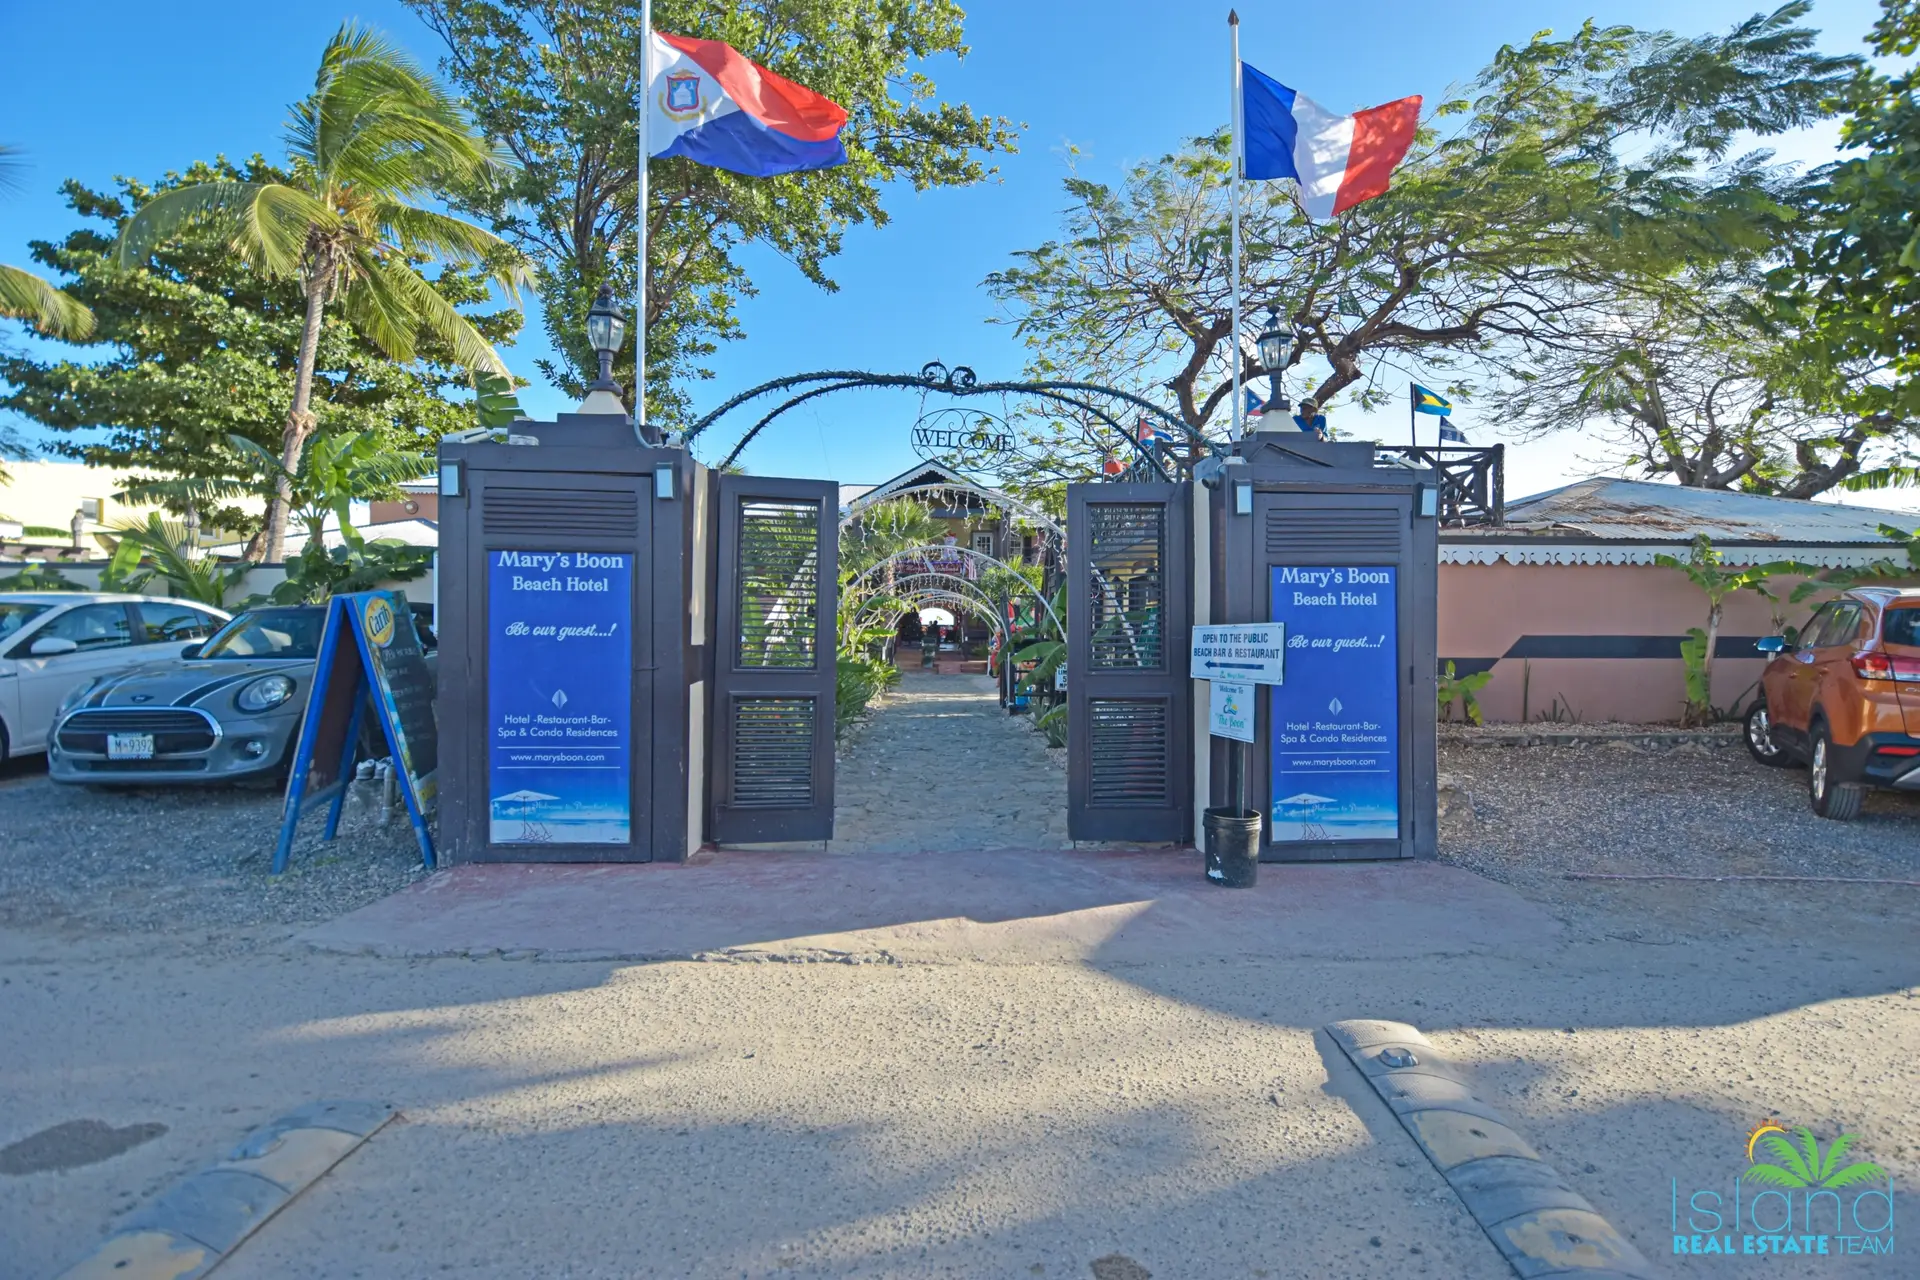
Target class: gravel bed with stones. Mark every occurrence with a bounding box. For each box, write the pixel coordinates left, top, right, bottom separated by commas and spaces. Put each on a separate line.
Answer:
0, 760, 427, 936
1437, 735, 1920, 938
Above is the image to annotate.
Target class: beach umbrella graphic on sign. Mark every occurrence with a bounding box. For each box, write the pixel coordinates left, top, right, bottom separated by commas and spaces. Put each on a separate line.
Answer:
495, 788, 558, 843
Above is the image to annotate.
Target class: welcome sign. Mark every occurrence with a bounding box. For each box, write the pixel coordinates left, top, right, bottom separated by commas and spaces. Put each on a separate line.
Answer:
486, 551, 633, 845
1268, 565, 1399, 842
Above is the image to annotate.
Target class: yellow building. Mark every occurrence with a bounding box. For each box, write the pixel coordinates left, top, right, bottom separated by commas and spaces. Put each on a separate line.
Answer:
0, 460, 251, 556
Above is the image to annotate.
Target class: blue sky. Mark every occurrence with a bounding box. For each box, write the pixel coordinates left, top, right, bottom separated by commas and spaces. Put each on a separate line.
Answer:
1, 0, 1905, 504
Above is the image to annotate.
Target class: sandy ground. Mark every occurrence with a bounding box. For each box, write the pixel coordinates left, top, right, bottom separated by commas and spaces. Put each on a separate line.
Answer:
2, 687, 1918, 1279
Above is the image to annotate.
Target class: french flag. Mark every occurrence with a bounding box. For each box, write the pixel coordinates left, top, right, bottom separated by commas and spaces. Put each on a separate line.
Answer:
647, 31, 848, 177
1241, 62, 1419, 218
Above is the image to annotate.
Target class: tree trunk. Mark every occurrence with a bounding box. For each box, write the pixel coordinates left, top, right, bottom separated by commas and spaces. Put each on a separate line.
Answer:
1698, 598, 1724, 726
260, 283, 328, 563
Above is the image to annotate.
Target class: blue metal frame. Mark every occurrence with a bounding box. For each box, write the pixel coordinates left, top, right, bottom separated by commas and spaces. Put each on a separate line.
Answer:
272, 593, 437, 874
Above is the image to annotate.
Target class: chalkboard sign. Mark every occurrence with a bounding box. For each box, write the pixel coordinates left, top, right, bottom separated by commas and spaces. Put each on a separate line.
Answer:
272, 591, 437, 873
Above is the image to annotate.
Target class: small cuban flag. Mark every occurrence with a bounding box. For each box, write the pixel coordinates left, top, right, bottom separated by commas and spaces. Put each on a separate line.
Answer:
647, 31, 849, 176
1241, 63, 1421, 218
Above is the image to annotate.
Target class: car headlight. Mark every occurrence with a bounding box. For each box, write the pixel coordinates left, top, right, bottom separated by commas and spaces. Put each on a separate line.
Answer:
57, 679, 102, 717
236, 674, 296, 713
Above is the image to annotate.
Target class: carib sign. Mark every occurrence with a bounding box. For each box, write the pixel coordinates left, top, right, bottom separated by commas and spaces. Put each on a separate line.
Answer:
1268, 565, 1398, 843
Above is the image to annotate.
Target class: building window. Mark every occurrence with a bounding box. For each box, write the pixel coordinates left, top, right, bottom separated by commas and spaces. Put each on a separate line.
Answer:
79, 497, 103, 523
971, 531, 994, 558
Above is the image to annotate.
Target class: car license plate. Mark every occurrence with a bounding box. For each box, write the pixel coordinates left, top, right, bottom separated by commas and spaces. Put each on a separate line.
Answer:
107, 733, 155, 760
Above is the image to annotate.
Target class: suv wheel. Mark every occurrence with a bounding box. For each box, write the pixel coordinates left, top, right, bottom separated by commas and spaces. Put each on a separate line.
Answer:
1744, 702, 1794, 768
1809, 722, 1865, 821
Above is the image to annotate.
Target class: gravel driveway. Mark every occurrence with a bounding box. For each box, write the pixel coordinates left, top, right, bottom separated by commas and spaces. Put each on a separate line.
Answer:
1438, 733, 1920, 939
0, 757, 426, 936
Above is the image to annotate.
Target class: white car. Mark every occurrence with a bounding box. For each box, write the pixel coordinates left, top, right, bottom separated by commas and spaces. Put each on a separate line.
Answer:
0, 592, 232, 760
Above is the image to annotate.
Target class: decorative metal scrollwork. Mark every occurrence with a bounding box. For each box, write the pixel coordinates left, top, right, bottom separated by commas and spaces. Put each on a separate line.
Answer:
917, 361, 977, 392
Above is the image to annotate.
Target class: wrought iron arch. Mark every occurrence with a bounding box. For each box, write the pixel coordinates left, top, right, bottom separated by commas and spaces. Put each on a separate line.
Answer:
686, 361, 1215, 481
844, 544, 1064, 637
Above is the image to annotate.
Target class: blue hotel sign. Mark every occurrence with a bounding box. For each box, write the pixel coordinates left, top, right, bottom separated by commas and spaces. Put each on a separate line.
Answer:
1268, 565, 1400, 842
486, 551, 633, 845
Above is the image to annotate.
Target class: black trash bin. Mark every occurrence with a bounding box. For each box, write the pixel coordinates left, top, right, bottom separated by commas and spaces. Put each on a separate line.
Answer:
1203, 807, 1261, 887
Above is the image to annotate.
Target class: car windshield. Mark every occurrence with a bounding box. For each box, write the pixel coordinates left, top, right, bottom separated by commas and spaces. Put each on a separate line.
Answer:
0, 602, 54, 641
198, 608, 324, 660
1885, 607, 1920, 648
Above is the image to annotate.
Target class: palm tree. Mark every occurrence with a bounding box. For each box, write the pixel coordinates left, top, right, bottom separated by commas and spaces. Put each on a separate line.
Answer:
1747, 1127, 1888, 1190
114, 23, 524, 562
0, 146, 93, 338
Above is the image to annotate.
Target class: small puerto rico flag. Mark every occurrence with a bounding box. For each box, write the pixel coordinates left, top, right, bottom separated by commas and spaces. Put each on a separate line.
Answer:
647, 31, 848, 176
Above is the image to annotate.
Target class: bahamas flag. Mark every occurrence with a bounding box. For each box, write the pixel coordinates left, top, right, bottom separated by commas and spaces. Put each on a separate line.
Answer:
1412, 384, 1452, 416
647, 31, 848, 176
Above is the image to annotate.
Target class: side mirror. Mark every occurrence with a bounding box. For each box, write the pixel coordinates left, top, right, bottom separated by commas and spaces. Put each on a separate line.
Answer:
179, 642, 203, 660
1755, 636, 1787, 655
29, 636, 79, 657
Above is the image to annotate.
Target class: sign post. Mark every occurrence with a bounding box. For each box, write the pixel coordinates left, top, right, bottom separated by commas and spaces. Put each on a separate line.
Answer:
1190, 623, 1284, 885
273, 591, 438, 873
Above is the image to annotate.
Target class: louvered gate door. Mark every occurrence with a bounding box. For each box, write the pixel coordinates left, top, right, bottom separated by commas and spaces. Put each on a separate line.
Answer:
1067, 482, 1192, 841
710, 476, 838, 843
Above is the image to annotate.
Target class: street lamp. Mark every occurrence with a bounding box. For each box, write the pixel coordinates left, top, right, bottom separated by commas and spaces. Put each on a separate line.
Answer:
586, 285, 626, 394
1255, 308, 1293, 413
1256, 309, 1292, 376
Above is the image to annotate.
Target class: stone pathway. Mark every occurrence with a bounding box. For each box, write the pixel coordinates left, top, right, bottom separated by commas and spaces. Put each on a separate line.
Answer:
832, 673, 1069, 852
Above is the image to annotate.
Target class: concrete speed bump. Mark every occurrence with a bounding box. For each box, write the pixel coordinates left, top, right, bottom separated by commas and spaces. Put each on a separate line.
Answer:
1326, 1020, 1657, 1280
56, 1100, 395, 1280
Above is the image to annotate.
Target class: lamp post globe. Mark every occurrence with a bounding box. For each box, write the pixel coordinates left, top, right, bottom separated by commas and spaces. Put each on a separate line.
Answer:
586, 285, 625, 391
1256, 309, 1292, 374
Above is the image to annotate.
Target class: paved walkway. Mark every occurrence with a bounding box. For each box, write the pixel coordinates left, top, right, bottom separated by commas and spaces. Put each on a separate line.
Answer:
831, 673, 1070, 853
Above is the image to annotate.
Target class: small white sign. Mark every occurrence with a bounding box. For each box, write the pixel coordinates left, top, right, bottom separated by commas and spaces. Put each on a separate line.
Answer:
1054, 664, 1067, 692
1209, 680, 1255, 742
1191, 623, 1286, 685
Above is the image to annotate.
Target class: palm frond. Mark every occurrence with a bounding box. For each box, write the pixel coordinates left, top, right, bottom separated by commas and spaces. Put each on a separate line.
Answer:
1760, 1132, 1815, 1182
377, 204, 527, 295
353, 257, 508, 373
0, 263, 94, 337
244, 184, 335, 277
1822, 1161, 1888, 1189
1742, 1162, 1810, 1188
1816, 1132, 1854, 1182
117, 474, 265, 508
338, 249, 422, 362
115, 182, 268, 270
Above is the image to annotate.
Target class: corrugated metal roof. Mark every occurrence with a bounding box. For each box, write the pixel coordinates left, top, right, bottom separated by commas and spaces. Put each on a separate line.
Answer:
1477, 477, 1920, 544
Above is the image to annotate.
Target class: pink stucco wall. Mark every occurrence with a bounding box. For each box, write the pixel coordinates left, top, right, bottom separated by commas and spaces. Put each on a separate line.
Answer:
1436, 561, 1805, 724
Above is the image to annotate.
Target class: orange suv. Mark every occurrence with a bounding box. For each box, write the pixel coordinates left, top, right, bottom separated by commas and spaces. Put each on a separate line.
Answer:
1746, 588, 1920, 819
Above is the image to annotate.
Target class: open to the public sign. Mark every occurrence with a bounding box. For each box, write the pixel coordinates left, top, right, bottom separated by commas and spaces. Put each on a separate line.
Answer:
1190, 623, 1286, 685
1268, 566, 1398, 843
486, 551, 633, 845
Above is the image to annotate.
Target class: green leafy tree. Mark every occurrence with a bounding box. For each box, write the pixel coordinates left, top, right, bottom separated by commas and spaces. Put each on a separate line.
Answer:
407, 0, 1019, 420
987, 6, 1851, 463
0, 146, 92, 342
1, 162, 521, 551
1747, 1127, 1887, 1189
1776, 0, 1920, 484
113, 24, 526, 561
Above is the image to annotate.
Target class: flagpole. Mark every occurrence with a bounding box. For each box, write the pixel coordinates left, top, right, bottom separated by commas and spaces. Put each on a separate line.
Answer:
1228, 10, 1244, 445
637, 0, 652, 436
1409, 382, 1416, 452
